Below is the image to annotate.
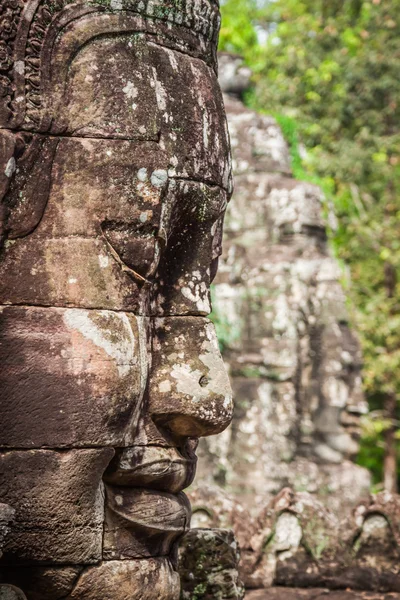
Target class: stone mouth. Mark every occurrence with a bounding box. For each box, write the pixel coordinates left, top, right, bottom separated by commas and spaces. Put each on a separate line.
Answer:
104, 445, 197, 493
128, 456, 197, 493
104, 487, 191, 559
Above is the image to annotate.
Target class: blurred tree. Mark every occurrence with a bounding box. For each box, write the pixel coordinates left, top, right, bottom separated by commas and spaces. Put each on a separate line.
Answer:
219, 0, 400, 490
218, 0, 259, 55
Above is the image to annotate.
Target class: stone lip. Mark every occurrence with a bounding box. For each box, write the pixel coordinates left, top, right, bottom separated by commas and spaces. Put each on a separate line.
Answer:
103, 445, 197, 494
103, 488, 191, 559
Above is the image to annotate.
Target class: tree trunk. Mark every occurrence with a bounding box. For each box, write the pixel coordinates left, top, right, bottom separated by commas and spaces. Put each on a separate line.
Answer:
383, 259, 398, 493
383, 392, 398, 493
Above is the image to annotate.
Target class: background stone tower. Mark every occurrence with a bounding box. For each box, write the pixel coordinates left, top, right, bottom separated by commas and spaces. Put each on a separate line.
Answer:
194, 53, 371, 517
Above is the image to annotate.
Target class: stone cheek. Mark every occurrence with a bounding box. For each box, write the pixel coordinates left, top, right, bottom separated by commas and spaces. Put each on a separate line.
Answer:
0, 306, 149, 448
0, 137, 168, 311
0, 137, 229, 315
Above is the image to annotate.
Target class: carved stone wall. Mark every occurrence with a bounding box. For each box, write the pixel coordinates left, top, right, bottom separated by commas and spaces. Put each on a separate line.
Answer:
176, 52, 400, 600
247, 589, 400, 600
0, 2, 232, 598
185, 486, 400, 593
194, 53, 371, 517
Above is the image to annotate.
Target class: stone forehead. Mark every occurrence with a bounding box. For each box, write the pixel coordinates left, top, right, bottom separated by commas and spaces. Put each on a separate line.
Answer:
0, 0, 221, 131
2, 0, 220, 52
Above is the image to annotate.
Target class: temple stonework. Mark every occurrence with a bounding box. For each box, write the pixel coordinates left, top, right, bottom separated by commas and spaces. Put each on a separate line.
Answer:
194, 53, 371, 517
0, 2, 233, 598
177, 53, 392, 597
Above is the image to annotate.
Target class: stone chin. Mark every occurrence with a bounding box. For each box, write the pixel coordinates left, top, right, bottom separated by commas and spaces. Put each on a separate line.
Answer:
102, 442, 198, 559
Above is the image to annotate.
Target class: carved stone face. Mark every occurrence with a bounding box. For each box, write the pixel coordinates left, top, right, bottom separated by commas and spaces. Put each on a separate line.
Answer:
309, 322, 367, 463
193, 64, 370, 519
0, 2, 232, 598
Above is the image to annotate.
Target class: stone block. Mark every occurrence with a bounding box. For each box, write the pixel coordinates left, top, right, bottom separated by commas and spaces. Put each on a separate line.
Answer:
0, 560, 180, 600
0, 568, 81, 600
0, 586, 27, 600
178, 528, 245, 600
224, 95, 291, 177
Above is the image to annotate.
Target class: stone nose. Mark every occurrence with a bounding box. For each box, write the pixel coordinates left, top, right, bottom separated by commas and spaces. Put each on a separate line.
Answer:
148, 317, 233, 439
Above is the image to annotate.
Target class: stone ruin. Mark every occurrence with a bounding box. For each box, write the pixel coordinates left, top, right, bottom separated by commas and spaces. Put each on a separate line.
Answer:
177, 54, 400, 599
0, 1, 234, 598
195, 52, 371, 517
1, 3, 399, 597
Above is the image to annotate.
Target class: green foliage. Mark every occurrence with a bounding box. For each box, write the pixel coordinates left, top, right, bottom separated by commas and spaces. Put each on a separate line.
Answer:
273, 114, 305, 180
219, 0, 259, 55
220, 0, 400, 487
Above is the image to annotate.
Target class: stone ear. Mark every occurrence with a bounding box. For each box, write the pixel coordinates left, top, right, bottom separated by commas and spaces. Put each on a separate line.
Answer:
4, 135, 58, 241
0, 129, 18, 246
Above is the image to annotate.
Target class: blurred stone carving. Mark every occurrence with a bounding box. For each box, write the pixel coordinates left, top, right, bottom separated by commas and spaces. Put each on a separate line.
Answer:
0, 2, 232, 598
188, 487, 400, 593
257, 489, 400, 592
195, 53, 371, 517
246, 589, 400, 600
